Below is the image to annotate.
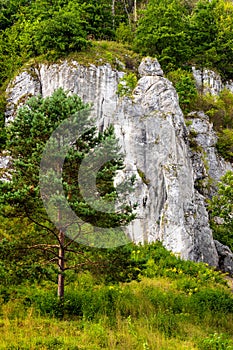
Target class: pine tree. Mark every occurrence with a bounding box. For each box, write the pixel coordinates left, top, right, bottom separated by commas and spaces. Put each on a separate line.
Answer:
0, 88, 135, 299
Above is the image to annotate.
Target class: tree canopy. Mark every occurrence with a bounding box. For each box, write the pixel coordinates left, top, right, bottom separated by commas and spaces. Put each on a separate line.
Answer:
1, 0, 233, 91
134, 0, 233, 78
0, 88, 135, 298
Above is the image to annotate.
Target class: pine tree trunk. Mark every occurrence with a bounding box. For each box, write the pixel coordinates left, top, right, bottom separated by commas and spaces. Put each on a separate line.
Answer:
58, 229, 65, 300
112, 0, 115, 30
134, 0, 137, 23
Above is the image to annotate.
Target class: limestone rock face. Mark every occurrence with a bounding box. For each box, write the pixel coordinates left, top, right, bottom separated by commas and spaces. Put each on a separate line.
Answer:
6, 61, 124, 127
192, 67, 233, 95
186, 111, 233, 196
4, 57, 220, 266
138, 57, 164, 77
0, 153, 10, 180
214, 240, 233, 276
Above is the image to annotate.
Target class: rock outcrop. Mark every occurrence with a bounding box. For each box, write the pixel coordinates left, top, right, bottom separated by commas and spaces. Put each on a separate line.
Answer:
186, 111, 233, 196
3, 57, 223, 266
192, 67, 233, 95
185, 111, 233, 274
214, 240, 233, 276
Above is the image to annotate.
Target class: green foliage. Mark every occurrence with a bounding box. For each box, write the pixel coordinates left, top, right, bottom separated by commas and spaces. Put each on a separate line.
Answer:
0, 0, 136, 89
117, 72, 138, 97
0, 213, 57, 286
116, 22, 134, 44
166, 69, 198, 113
216, 129, 233, 162
76, 0, 115, 40
188, 0, 219, 69
1, 0, 233, 92
34, 10, 89, 55
0, 88, 135, 296
199, 333, 233, 350
134, 0, 190, 71
67, 41, 141, 71
1, 241, 233, 348
209, 171, 233, 250
195, 89, 233, 130
2, 243, 232, 320
213, 0, 233, 80
87, 244, 141, 284
0, 0, 30, 30
134, 0, 233, 79
191, 89, 233, 162
131, 242, 227, 287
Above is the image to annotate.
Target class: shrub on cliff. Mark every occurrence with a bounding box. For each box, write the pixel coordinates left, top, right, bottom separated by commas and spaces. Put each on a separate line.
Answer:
209, 171, 233, 250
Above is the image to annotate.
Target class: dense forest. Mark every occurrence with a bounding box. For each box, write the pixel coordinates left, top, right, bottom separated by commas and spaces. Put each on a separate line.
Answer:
1, 0, 233, 349
0, 0, 233, 89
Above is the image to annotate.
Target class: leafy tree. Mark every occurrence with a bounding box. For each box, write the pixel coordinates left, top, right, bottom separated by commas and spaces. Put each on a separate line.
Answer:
209, 171, 233, 251
188, 0, 218, 67
0, 88, 135, 299
166, 69, 197, 114
187, 0, 233, 79
0, 0, 31, 30
133, 0, 233, 79
214, 0, 233, 80
134, 0, 190, 71
34, 10, 89, 55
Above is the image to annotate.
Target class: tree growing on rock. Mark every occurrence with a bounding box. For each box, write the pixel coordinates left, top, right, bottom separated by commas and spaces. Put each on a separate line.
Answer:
209, 171, 233, 251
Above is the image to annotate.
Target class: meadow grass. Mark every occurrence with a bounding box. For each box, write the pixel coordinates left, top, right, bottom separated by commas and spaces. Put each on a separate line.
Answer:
0, 275, 233, 349
1, 243, 233, 349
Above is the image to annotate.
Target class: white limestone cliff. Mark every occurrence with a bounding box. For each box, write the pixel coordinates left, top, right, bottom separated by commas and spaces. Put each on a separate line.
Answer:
3, 57, 222, 266
192, 67, 233, 95
186, 111, 233, 192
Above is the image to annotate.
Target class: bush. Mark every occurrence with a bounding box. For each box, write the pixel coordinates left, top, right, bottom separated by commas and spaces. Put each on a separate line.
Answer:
116, 23, 134, 44
199, 333, 233, 350
117, 72, 138, 97
209, 171, 233, 250
166, 69, 198, 114
35, 11, 90, 55
192, 288, 233, 314
216, 128, 233, 162
194, 89, 233, 131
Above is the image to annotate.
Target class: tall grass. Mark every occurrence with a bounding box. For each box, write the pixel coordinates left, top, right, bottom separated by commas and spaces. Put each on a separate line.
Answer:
1, 243, 233, 349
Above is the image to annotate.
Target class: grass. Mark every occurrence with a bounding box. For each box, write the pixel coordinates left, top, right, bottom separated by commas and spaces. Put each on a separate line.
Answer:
1, 243, 233, 349
0, 274, 233, 349
0, 314, 200, 349
23, 41, 142, 75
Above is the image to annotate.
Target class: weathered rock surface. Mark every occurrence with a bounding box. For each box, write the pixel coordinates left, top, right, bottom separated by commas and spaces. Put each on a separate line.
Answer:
5, 61, 124, 127
186, 111, 233, 196
192, 67, 233, 95
138, 56, 164, 77
0, 152, 10, 180
214, 240, 233, 276
4, 57, 220, 266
